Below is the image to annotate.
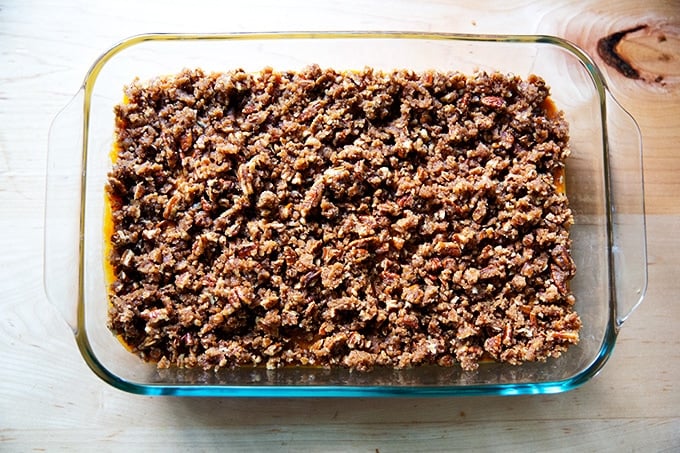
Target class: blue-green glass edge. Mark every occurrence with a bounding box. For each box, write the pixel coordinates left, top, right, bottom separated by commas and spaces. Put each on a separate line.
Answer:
76, 31, 619, 397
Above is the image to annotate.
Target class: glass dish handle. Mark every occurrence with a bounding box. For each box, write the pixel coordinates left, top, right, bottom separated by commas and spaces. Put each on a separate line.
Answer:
606, 92, 648, 328
44, 90, 84, 333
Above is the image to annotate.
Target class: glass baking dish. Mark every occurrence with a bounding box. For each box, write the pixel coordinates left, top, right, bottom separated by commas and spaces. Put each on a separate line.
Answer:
44, 32, 647, 397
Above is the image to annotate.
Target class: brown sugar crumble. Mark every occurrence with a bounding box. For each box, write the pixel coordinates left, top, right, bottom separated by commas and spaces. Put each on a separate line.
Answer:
106, 66, 580, 372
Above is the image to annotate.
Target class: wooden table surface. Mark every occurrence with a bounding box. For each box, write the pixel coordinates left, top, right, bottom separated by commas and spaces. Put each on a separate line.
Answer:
1, 0, 678, 450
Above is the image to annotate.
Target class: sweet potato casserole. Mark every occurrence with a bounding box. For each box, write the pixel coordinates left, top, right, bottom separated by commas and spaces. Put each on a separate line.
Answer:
106, 66, 580, 371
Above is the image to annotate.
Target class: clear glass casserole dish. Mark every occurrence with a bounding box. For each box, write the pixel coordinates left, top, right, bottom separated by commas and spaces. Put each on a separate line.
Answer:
44, 32, 647, 397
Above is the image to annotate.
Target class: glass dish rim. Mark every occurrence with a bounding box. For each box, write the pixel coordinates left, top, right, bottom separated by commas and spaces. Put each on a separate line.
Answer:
72, 31, 631, 397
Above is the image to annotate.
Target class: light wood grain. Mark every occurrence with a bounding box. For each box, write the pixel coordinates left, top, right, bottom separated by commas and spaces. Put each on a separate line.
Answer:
538, 4, 680, 215
1, 0, 679, 451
